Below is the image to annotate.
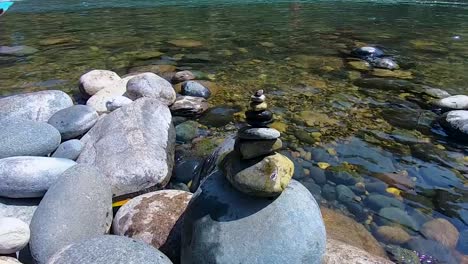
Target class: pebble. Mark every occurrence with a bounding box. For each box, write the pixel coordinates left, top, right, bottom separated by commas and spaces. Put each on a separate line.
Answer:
51, 140, 83, 160
48, 105, 98, 140
238, 127, 280, 140
0, 217, 30, 254
181, 81, 211, 99
0, 118, 61, 159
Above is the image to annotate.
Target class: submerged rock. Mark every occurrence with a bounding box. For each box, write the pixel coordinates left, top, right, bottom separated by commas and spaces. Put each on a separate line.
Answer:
0, 217, 30, 254
77, 98, 175, 197
126, 72, 176, 105
420, 218, 459, 249
405, 237, 458, 264
0, 118, 61, 159
113, 190, 192, 263
29, 165, 113, 264
376, 207, 419, 231
47, 105, 98, 140
181, 171, 326, 264
181, 81, 211, 99
198, 105, 240, 127
0, 90, 73, 122
170, 96, 208, 117
374, 226, 411, 245
323, 239, 393, 264
0, 157, 76, 198
175, 120, 199, 143
439, 110, 468, 138
48, 235, 172, 264
370, 57, 399, 70
168, 39, 203, 48
0, 45, 38, 56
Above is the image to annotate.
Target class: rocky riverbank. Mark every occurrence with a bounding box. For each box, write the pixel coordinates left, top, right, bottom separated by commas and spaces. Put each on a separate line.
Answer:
0, 56, 467, 263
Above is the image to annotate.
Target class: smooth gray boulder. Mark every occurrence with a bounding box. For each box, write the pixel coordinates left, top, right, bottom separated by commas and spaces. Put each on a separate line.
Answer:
181, 171, 327, 264
48, 105, 98, 140
48, 235, 172, 264
29, 165, 112, 264
126, 72, 176, 105
434, 95, 468, 110
0, 157, 76, 198
0, 90, 73, 122
0, 118, 61, 159
51, 140, 83, 160
439, 110, 468, 138
77, 98, 175, 197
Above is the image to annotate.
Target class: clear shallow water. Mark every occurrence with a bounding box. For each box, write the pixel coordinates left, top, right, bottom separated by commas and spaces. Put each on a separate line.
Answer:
1, 0, 468, 261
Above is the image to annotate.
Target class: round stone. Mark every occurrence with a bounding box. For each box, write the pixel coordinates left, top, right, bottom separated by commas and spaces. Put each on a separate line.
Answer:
126, 72, 176, 105
238, 127, 280, 140
181, 81, 211, 99
351, 46, 384, 59
439, 110, 468, 137
420, 218, 459, 248
47, 235, 172, 264
0, 217, 30, 254
171, 70, 195, 84
79, 70, 121, 97
224, 152, 294, 197
52, 140, 83, 160
250, 102, 268, 111
0, 256, 22, 264
245, 110, 273, 122
0, 118, 61, 159
181, 171, 326, 264
48, 105, 98, 140
374, 226, 411, 245
239, 138, 282, 159
113, 190, 192, 263
434, 95, 468, 110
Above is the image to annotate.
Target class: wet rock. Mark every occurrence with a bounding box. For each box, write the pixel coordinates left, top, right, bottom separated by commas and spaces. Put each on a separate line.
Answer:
301, 178, 322, 198
168, 39, 203, 48
30, 165, 113, 264
126, 73, 176, 105
0, 217, 30, 254
47, 235, 172, 264
48, 105, 98, 140
105, 96, 132, 111
173, 159, 201, 184
198, 105, 241, 127
224, 152, 294, 197
181, 81, 211, 99
294, 130, 316, 144
405, 237, 458, 264
434, 95, 468, 110
0, 157, 76, 198
374, 171, 415, 190
351, 46, 384, 59
423, 87, 451, 99
439, 110, 468, 138
366, 194, 405, 210
182, 171, 326, 264
381, 108, 436, 131
418, 164, 463, 189
171, 70, 195, 84
0, 197, 39, 224
375, 225, 411, 245
309, 166, 327, 185
385, 245, 421, 264
0, 118, 61, 159
354, 78, 416, 91
51, 140, 83, 160
347, 60, 371, 71
128, 64, 177, 76
323, 239, 393, 264
420, 218, 459, 248
0, 45, 38, 56
322, 184, 337, 201
326, 170, 359, 185
238, 127, 280, 140
336, 185, 356, 204
79, 70, 122, 97
371, 69, 413, 79
377, 207, 419, 231
113, 190, 192, 262
170, 96, 208, 117
370, 57, 399, 70
175, 121, 199, 143
238, 138, 282, 159
321, 207, 387, 258
77, 98, 175, 197
0, 90, 73, 122
298, 111, 338, 127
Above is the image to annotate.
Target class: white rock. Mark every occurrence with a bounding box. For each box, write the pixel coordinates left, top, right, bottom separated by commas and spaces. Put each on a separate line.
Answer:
435, 95, 468, 110
86, 79, 127, 113
0, 217, 30, 254
79, 70, 122, 97
105, 96, 133, 112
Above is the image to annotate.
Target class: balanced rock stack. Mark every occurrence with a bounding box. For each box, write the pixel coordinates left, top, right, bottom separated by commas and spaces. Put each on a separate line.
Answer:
225, 90, 294, 197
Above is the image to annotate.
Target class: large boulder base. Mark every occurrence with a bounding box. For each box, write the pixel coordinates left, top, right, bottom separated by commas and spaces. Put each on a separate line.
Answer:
29, 165, 113, 264
77, 98, 175, 197
181, 171, 326, 264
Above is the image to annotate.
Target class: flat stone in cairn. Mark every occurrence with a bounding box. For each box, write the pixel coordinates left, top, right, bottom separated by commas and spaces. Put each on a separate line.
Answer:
238, 127, 280, 140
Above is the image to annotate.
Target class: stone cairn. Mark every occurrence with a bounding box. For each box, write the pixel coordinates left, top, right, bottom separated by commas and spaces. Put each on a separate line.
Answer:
224, 90, 295, 197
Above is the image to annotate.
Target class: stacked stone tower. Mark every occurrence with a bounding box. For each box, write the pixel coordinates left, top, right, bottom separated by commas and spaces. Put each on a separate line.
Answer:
224, 90, 294, 197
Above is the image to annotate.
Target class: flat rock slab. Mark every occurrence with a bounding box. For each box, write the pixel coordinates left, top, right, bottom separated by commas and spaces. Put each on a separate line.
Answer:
77, 98, 175, 197
0, 157, 76, 198
0, 90, 73, 122
30, 165, 112, 264
48, 235, 172, 264
0, 118, 61, 159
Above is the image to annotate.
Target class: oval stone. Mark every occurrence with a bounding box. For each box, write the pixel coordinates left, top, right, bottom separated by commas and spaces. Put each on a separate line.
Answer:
181, 171, 326, 264
113, 190, 192, 262
48, 235, 172, 264
79, 70, 122, 97
0, 119, 61, 159
48, 105, 98, 140
0, 217, 30, 254
51, 140, 83, 160
29, 165, 113, 264
0, 157, 76, 198
181, 81, 211, 99
126, 72, 176, 105
435, 95, 468, 110
0, 90, 73, 122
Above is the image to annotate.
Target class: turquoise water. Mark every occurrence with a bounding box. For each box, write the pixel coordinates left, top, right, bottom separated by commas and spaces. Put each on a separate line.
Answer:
1, 0, 467, 261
